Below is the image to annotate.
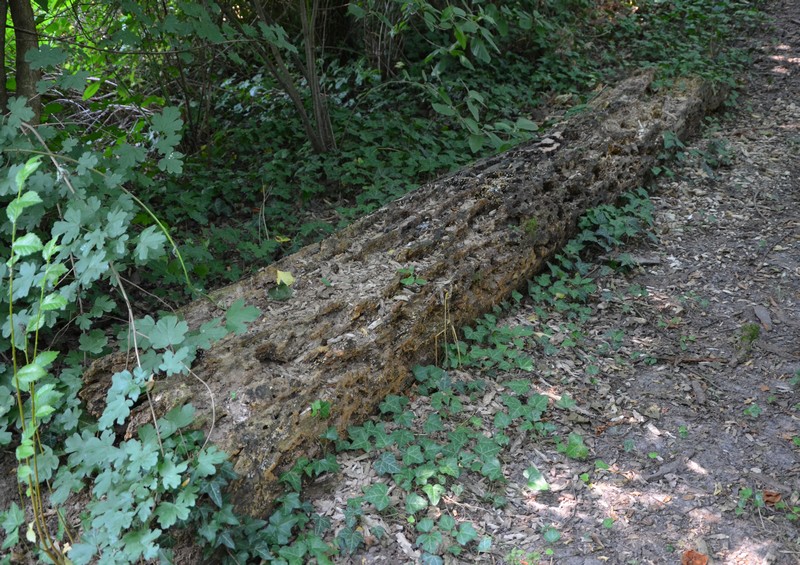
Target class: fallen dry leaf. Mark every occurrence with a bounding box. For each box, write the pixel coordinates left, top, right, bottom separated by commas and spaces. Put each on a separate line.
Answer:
763, 490, 782, 505
682, 549, 709, 565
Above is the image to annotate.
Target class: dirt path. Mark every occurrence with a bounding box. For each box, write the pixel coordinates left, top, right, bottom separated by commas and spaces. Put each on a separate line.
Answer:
309, 3, 800, 564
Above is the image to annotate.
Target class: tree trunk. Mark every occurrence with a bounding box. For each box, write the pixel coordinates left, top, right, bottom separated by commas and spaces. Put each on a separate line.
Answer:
298, 0, 336, 151
92, 71, 727, 516
8, 0, 41, 123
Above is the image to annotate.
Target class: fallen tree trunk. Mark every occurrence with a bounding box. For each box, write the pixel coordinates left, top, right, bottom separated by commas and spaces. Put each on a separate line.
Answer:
111, 71, 728, 515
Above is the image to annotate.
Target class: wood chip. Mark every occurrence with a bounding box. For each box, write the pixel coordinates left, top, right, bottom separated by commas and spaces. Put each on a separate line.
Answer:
753, 305, 772, 330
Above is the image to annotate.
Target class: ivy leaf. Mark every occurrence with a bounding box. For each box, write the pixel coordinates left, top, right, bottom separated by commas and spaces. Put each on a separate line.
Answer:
563, 432, 589, 460
266, 507, 298, 546
336, 526, 363, 555
379, 394, 408, 414
473, 436, 500, 461
528, 394, 549, 420
421, 553, 443, 565
280, 467, 303, 492
524, 465, 549, 492
149, 316, 188, 349
405, 492, 428, 514
423, 413, 443, 434
278, 541, 308, 562
556, 393, 576, 409
493, 411, 512, 429
416, 531, 443, 554
503, 379, 531, 395
225, 299, 260, 335
422, 483, 445, 506
437, 515, 456, 533
403, 445, 425, 466
309, 454, 339, 476
438, 456, 460, 478
373, 452, 401, 475
268, 282, 293, 301
206, 481, 224, 508
394, 410, 415, 428
480, 457, 503, 481
362, 483, 390, 511
542, 525, 561, 543
455, 522, 478, 545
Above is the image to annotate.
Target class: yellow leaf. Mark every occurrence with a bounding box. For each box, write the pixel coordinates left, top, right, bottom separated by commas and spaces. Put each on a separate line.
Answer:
275, 235, 291, 243
26, 522, 36, 542
276, 270, 295, 286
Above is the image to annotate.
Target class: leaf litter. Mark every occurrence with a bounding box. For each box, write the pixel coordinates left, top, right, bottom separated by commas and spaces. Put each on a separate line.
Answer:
304, 2, 800, 563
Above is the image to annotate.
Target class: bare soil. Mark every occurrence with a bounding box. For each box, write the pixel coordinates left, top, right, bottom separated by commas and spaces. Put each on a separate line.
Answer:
306, 3, 800, 564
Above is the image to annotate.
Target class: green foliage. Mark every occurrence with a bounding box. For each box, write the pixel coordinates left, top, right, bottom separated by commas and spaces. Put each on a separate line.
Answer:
743, 403, 762, 419
445, 306, 534, 373
0, 91, 280, 563
740, 323, 761, 346
398, 265, 428, 287
0, 0, 768, 560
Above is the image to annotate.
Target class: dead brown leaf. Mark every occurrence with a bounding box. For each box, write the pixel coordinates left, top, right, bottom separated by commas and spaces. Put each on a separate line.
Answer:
763, 490, 782, 505
682, 549, 709, 565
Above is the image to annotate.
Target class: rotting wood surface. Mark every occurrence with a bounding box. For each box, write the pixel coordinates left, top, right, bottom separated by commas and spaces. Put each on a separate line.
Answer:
96, 71, 728, 515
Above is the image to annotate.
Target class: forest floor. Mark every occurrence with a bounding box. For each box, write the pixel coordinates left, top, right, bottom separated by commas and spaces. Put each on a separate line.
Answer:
306, 2, 800, 564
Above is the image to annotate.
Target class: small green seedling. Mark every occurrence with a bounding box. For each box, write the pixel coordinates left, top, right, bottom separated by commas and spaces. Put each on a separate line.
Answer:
398, 266, 427, 286
743, 403, 762, 418
740, 323, 760, 345
311, 399, 331, 419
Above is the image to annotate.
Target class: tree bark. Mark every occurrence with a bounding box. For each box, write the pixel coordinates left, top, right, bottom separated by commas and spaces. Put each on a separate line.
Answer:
8, 0, 41, 122
93, 71, 727, 516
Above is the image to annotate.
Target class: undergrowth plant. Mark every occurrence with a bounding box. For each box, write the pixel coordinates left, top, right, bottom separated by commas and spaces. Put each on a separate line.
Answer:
139, 0, 760, 298
0, 0, 768, 559
0, 93, 266, 562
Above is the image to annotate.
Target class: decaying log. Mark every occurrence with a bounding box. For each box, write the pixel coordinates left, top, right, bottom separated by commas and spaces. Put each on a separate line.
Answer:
108, 71, 727, 515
